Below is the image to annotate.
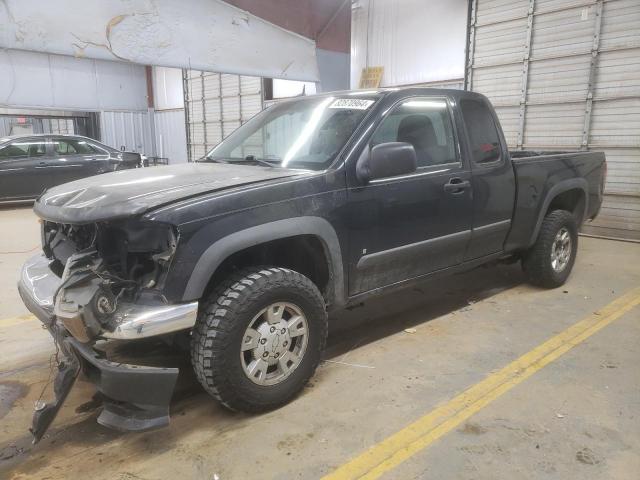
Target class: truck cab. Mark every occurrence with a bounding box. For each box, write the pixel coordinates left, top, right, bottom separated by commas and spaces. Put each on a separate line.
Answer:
344, 90, 516, 294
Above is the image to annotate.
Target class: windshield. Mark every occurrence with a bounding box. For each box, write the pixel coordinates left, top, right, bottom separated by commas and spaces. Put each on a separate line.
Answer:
202, 95, 380, 170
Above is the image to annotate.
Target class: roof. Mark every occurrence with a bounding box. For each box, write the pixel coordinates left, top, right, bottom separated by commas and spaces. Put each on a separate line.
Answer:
275, 87, 486, 102
0, 134, 103, 145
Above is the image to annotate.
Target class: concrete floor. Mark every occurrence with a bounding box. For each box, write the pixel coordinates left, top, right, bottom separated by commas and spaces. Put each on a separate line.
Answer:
0, 205, 639, 480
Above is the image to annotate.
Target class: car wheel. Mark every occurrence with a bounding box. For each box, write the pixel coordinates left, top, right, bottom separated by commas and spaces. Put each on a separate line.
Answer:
522, 209, 578, 288
191, 267, 327, 412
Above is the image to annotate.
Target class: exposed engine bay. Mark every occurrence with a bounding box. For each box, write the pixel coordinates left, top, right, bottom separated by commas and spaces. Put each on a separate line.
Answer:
42, 220, 178, 342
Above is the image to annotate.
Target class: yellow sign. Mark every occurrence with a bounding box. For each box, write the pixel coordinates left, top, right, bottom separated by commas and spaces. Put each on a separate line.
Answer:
359, 66, 384, 89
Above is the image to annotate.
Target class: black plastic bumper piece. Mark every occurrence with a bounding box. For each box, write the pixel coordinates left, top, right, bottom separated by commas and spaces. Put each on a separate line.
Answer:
68, 339, 179, 433
30, 333, 179, 442
30, 357, 80, 443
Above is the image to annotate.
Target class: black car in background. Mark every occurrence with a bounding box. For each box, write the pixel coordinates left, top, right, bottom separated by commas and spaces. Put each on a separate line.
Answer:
0, 134, 142, 203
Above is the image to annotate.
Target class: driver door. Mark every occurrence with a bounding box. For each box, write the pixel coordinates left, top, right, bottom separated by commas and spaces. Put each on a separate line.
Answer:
346, 97, 473, 295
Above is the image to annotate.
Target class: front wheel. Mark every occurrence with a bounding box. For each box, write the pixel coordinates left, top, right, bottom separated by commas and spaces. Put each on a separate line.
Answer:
191, 267, 327, 412
522, 209, 578, 288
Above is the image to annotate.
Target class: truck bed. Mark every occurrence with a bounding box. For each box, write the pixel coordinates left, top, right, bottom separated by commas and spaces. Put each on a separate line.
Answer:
505, 150, 606, 252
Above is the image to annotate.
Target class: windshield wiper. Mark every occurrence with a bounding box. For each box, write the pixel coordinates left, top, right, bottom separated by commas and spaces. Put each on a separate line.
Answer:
242, 155, 276, 168
203, 155, 278, 168
200, 156, 228, 163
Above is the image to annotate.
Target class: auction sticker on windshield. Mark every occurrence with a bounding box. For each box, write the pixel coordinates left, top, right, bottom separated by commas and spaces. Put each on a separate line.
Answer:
329, 98, 375, 109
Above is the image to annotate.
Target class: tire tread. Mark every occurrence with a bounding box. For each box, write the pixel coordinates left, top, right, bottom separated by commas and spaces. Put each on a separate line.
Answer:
523, 209, 577, 288
191, 266, 327, 412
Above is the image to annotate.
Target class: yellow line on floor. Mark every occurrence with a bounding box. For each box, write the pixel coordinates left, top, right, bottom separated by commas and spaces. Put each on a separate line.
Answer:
323, 286, 640, 480
0, 314, 38, 328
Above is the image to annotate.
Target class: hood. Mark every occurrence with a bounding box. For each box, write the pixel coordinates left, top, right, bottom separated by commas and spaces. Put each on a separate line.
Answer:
34, 163, 307, 224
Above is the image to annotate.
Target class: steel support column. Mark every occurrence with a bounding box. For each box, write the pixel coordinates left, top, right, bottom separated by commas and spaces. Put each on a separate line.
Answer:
582, 0, 603, 150
465, 0, 478, 91
517, 0, 536, 149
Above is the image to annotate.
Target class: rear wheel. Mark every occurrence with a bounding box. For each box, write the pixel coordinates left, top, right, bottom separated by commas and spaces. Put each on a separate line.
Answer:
191, 267, 327, 412
522, 209, 578, 288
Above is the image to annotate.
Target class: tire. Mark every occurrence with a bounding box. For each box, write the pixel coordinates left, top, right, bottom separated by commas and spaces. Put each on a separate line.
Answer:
522, 209, 578, 288
191, 267, 327, 412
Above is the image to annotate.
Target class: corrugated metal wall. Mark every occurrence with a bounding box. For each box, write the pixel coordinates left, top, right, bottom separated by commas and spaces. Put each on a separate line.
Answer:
183, 70, 263, 161
154, 109, 188, 163
467, 0, 640, 240
100, 111, 154, 156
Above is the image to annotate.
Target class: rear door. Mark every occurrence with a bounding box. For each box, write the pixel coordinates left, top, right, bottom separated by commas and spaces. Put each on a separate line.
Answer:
49, 137, 106, 183
347, 96, 473, 294
0, 137, 50, 200
459, 98, 516, 260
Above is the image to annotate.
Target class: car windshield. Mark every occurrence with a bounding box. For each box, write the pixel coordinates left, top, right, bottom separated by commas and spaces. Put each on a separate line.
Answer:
201, 95, 380, 170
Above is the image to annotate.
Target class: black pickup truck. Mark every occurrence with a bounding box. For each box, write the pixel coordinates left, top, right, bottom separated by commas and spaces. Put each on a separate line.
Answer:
18, 88, 605, 441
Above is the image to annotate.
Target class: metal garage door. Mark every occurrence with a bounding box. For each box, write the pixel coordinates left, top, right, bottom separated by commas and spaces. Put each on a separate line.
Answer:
467, 0, 640, 240
183, 70, 263, 161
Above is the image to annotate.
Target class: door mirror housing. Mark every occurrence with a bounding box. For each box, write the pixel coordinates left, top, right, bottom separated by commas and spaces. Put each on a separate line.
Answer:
120, 145, 126, 152
357, 142, 418, 183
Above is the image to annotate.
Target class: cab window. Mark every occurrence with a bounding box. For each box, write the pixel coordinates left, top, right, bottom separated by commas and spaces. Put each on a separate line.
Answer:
460, 99, 502, 164
371, 98, 457, 167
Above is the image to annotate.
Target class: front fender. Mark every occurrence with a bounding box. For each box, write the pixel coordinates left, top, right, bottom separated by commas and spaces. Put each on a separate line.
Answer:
182, 216, 345, 308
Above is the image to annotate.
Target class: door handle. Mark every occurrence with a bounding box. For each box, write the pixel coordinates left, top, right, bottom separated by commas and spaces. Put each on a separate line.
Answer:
443, 178, 471, 194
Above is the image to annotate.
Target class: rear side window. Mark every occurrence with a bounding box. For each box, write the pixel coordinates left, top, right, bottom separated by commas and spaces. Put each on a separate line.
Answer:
0, 139, 47, 160
460, 99, 501, 164
53, 138, 96, 155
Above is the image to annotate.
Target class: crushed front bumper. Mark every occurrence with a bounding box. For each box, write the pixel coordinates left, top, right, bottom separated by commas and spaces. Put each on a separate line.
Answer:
18, 254, 197, 442
19, 254, 199, 341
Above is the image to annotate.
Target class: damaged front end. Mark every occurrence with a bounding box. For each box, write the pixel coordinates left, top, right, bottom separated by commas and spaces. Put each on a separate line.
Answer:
19, 220, 198, 442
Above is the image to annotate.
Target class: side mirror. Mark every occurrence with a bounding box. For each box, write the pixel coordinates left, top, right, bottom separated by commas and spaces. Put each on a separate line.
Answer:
356, 142, 418, 183
120, 145, 126, 152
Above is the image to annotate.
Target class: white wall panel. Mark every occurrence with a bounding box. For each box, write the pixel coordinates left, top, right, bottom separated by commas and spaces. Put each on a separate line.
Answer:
154, 109, 188, 164
594, 48, 640, 100
153, 66, 184, 110
494, 106, 521, 146
94, 60, 148, 111
316, 49, 350, 93
526, 54, 590, 104
100, 111, 153, 156
0, 49, 147, 111
530, 4, 596, 59
599, 0, 640, 51
472, 64, 524, 106
524, 103, 585, 148
473, 17, 528, 67
0, 50, 55, 109
589, 98, 640, 149
476, 0, 529, 25
534, 0, 592, 13
600, 148, 640, 196
350, 0, 467, 87
582, 194, 640, 241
